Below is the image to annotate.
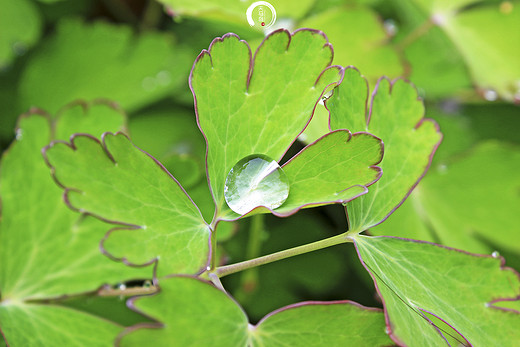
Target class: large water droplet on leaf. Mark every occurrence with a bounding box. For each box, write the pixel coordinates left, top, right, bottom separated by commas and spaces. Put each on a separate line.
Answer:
224, 154, 289, 215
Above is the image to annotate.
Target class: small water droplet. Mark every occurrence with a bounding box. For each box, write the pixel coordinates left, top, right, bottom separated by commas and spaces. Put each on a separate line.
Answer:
156, 70, 172, 86
118, 283, 127, 290
142, 76, 156, 91
483, 89, 498, 101
385, 326, 391, 334
206, 266, 211, 271
437, 164, 448, 173
298, 133, 308, 142
224, 154, 290, 215
12, 42, 27, 56
384, 19, 398, 36
491, 251, 500, 258
15, 129, 23, 140
143, 280, 152, 288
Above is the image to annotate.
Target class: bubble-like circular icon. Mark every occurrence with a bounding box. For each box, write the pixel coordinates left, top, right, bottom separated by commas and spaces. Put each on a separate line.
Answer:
246, 1, 277, 30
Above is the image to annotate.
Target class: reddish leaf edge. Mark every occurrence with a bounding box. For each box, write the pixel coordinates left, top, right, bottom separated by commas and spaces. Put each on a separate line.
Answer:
42, 131, 212, 281
114, 274, 387, 346
189, 28, 344, 224
215, 129, 384, 222
324, 67, 443, 232
352, 235, 520, 347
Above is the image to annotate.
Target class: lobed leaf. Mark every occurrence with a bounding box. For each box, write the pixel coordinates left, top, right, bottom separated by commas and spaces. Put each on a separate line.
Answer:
0, 102, 149, 345
190, 29, 343, 220
326, 67, 442, 233
354, 235, 520, 346
371, 141, 520, 254
117, 276, 390, 346
43, 132, 211, 278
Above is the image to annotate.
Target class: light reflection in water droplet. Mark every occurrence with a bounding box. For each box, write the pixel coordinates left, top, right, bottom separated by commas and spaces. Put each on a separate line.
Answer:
224, 154, 289, 215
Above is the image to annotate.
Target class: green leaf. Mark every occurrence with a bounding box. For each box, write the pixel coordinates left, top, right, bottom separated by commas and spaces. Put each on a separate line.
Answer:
372, 141, 520, 254
327, 68, 442, 232
354, 235, 520, 346
0, 0, 41, 68
118, 276, 390, 346
0, 102, 149, 345
298, 6, 405, 85
252, 301, 392, 346
19, 19, 192, 114
43, 132, 211, 277
128, 107, 206, 189
0, 303, 122, 346
439, 5, 520, 102
0, 103, 148, 301
190, 30, 343, 219
276, 131, 383, 216
118, 276, 250, 346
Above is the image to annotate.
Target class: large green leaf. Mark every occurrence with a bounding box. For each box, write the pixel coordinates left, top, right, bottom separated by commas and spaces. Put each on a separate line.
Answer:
354, 235, 520, 346
19, 19, 191, 114
0, 303, 122, 347
190, 30, 343, 219
117, 276, 390, 346
327, 68, 442, 232
0, 102, 148, 344
0, 0, 41, 68
43, 132, 211, 278
372, 141, 520, 254
299, 6, 405, 85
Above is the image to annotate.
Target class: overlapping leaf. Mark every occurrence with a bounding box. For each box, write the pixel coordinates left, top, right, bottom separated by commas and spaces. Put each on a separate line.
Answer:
354, 235, 520, 346
19, 19, 191, 114
326, 68, 442, 233
191, 29, 388, 221
117, 276, 391, 346
371, 140, 520, 254
44, 132, 211, 278
405, 0, 520, 101
0, 102, 149, 345
299, 6, 405, 85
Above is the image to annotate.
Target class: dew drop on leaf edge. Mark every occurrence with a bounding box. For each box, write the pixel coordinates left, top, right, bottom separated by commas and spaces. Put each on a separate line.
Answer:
224, 154, 290, 215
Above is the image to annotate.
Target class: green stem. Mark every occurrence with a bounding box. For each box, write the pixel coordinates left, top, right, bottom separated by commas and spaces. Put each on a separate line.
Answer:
216, 232, 353, 278
235, 215, 266, 300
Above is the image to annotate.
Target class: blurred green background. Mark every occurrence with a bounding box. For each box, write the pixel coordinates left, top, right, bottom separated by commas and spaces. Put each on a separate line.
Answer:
1, 0, 519, 324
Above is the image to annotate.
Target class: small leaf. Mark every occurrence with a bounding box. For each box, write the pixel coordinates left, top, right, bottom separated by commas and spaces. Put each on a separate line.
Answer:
117, 276, 390, 346
354, 235, 520, 346
327, 68, 442, 232
43, 132, 211, 277
190, 29, 343, 219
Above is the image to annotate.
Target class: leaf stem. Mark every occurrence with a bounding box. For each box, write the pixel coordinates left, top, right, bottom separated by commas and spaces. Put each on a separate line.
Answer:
396, 19, 435, 50
216, 232, 353, 278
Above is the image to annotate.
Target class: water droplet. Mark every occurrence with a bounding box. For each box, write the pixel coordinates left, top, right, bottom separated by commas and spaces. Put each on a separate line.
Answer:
437, 164, 448, 173
15, 129, 23, 140
384, 19, 398, 36
385, 326, 391, 334
206, 266, 211, 271
12, 42, 27, 56
118, 283, 127, 290
141, 76, 156, 91
224, 154, 290, 215
483, 89, 498, 101
143, 280, 152, 288
156, 70, 172, 86
491, 251, 500, 258
298, 133, 308, 142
